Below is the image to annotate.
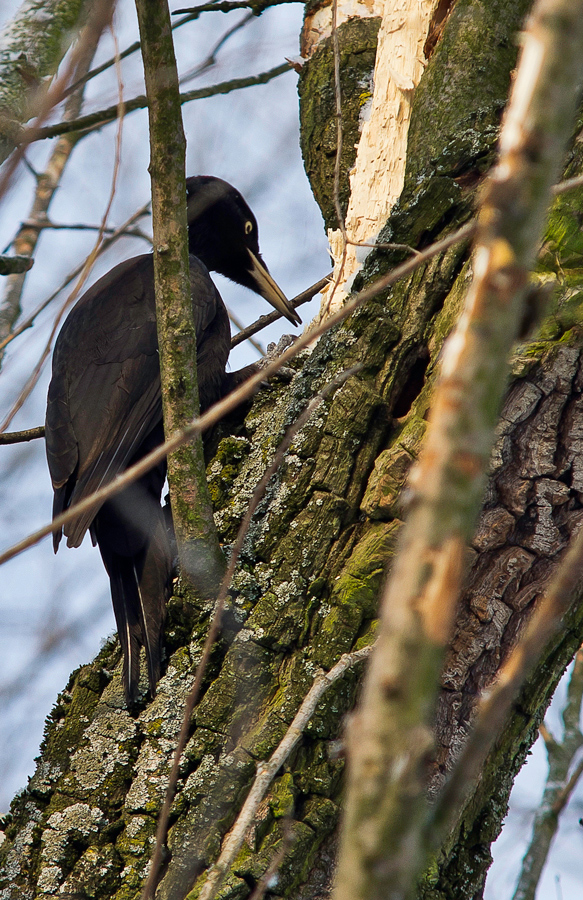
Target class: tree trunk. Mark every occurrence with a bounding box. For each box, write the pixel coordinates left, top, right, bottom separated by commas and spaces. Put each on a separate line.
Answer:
3, 1, 583, 899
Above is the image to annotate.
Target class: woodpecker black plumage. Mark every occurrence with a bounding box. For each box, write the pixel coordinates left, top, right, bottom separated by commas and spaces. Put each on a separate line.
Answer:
46, 176, 300, 705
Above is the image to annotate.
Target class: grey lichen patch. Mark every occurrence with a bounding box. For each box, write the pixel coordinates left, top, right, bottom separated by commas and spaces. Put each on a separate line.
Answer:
115, 812, 157, 892
0, 800, 42, 900
61, 705, 138, 802
125, 665, 195, 815
59, 843, 121, 899
37, 803, 105, 894
207, 436, 251, 511
245, 572, 311, 651
159, 749, 255, 898
262, 492, 349, 578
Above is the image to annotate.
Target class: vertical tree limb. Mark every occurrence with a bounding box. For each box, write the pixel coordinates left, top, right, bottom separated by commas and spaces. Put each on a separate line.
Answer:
333, 2, 583, 899
512, 647, 583, 900
135, 0, 225, 597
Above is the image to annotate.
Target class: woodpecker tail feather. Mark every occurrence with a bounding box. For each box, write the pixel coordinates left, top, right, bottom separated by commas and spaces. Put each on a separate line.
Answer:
93, 471, 171, 705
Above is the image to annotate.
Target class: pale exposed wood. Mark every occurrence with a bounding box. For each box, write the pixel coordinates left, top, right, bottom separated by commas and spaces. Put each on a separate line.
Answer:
317, 0, 439, 323
301, 0, 385, 59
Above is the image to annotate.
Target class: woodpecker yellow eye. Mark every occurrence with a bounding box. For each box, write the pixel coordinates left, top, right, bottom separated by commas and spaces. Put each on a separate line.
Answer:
245, 220, 253, 235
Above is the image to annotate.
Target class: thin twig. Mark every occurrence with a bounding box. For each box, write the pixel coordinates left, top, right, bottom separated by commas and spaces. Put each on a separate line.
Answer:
345, 237, 422, 257
141, 364, 360, 899
230, 274, 331, 348
0, 0, 114, 350
0, 274, 331, 444
0, 0, 116, 208
33, 63, 292, 142
333, 1, 583, 895
173, 0, 299, 11
0, 204, 151, 354
179, 12, 254, 84
0, 426, 44, 445
62, 0, 298, 100
552, 173, 583, 195
18, 219, 151, 241
0, 219, 475, 570
198, 644, 373, 900
227, 307, 265, 356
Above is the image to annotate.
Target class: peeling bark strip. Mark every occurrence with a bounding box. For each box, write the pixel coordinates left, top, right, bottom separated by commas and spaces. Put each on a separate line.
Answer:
316, 0, 439, 320
334, 0, 583, 898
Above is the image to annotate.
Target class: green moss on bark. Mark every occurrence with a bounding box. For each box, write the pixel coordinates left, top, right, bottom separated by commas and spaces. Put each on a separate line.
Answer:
298, 16, 381, 231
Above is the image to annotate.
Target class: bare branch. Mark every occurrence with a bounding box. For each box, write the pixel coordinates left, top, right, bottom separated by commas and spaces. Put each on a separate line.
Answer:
333, 2, 583, 898
62, 0, 299, 100
0, 21, 126, 433
230, 274, 331, 348
0, 0, 116, 208
0, 203, 151, 354
0, 274, 330, 444
0, 426, 44, 445
227, 307, 265, 356
33, 63, 292, 142
135, 0, 225, 600
18, 218, 151, 241
199, 644, 373, 900
179, 12, 254, 84
0, 1, 115, 351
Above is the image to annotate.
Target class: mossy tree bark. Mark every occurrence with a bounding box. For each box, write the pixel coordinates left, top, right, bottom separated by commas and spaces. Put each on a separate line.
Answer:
0, 0, 92, 165
3, 1, 583, 899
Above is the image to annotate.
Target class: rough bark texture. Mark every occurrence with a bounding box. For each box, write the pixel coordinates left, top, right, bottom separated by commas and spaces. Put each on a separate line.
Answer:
3, 1, 583, 899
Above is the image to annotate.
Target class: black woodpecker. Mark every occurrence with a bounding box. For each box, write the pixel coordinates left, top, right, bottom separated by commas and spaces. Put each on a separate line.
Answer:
46, 176, 300, 705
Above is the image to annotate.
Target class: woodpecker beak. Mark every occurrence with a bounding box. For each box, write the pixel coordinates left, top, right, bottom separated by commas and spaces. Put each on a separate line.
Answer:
247, 250, 301, 326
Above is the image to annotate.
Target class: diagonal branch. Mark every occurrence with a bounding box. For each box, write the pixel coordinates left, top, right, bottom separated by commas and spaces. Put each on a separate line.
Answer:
33, 63, 291, 142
